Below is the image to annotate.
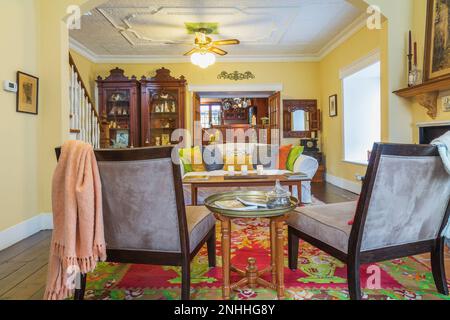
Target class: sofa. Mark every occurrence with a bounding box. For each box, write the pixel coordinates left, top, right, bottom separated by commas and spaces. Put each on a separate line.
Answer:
180, 143, 319, 204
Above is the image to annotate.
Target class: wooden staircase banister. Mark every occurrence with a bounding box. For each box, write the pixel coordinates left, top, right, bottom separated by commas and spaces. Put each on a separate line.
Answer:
68, 52, 100, 122
68, 52, 102, 148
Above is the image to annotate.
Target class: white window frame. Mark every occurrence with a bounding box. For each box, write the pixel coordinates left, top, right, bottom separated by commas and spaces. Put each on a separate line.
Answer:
340, 49, 381, 166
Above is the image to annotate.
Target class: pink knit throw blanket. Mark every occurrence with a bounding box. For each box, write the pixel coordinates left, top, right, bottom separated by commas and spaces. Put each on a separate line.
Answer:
44, 141, 106, 300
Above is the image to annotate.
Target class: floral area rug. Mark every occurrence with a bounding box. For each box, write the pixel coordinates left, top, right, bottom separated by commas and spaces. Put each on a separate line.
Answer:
83, 218, 450, 300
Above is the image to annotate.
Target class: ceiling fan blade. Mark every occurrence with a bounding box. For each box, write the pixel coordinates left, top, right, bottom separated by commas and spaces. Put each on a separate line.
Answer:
209, 47, 228, 56
184, 48, 199, 56
212, 39, 240, 46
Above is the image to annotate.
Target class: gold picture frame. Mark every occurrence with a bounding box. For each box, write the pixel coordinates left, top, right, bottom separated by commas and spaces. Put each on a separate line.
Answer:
17, 71, 39, 115
424, 0, 450, 81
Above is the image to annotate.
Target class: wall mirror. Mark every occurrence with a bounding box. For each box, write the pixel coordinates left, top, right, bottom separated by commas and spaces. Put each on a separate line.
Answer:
283, 99, 320, 138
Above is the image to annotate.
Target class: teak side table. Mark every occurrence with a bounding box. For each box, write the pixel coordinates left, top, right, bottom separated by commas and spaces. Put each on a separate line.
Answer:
204, 191, 298, 300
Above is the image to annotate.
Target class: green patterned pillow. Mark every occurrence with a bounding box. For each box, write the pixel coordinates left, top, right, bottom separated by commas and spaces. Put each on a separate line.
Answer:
286, 146, 304, 172
179, 148, 193, 173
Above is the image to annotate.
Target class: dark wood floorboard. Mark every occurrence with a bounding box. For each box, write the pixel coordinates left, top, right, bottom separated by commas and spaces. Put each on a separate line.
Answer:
312, 182, 359, 203
0, 183, 446, 300
0, 231, 51, 299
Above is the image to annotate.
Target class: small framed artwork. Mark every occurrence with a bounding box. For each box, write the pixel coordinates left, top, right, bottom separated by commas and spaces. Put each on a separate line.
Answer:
329, 94, 338, 117
161, 134, 170, 146
113, 130, 129, 149
443, 97, 450, 112
17, 72, 39, 115
17, 71, 39, 114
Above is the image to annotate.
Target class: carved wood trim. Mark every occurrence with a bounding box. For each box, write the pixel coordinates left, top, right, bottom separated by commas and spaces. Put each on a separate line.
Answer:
416, 92, 438, 119
97, 67, 138, 82
144, 67, 186, 82
283, 99, 318, 138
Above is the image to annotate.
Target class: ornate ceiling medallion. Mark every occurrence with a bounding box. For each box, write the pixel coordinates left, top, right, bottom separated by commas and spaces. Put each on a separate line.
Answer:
217, 71, 255, 81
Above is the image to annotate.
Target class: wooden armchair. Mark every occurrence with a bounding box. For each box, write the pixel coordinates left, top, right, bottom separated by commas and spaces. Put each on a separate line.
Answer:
56, 146, 216, 300
288, 143, 450, 300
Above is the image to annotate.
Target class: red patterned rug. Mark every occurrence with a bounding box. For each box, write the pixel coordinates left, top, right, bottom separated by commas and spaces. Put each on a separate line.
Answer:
84, 218, 450, 300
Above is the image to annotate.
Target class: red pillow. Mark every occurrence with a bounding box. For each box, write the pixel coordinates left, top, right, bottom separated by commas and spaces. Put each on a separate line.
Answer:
278, 145, 293, 170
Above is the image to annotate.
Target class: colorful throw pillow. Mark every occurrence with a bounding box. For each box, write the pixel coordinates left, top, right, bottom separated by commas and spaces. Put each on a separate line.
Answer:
179, 146, 206, 173
179, 158, 193, 174
224, 153, 253, 172
278, 145, 293, 170
286, 146, 304, 172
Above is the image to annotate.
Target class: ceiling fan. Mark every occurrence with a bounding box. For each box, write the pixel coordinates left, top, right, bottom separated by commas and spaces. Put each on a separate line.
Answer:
184, 28, 240, 68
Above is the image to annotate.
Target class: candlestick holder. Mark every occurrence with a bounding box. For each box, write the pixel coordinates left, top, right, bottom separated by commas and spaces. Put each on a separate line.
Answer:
407, 53, 413, 74
408, 65, 421, 87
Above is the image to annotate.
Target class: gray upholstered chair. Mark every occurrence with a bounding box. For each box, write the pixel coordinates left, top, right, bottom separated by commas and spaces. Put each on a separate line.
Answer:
57, 147, 216, 300
288, 143, 450, 300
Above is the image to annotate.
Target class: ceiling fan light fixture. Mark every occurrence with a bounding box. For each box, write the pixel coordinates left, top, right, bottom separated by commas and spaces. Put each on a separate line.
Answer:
191, 51, 216, 69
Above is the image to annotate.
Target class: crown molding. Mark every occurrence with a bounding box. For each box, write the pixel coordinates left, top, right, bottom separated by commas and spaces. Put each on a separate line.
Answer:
69, 38, 99, 62
69, 13, 368, 64
69, 40, 321, 63
316, 13, 368, 59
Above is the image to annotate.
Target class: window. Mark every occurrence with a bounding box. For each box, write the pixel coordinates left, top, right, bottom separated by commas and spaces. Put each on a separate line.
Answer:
200, 104, 221, 128
342, 56, 381, 165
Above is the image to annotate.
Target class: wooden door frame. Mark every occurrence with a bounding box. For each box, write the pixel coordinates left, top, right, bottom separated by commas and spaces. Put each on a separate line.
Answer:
189, 84, 283, 146
269, 91, 281, 146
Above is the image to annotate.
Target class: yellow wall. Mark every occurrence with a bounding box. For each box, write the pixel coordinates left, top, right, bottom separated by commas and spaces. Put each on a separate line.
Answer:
366, 0, 415, 143
70, 49, 96, 100
36, 0, 105, 222
0, 0, 104, 232
92, 61, 321, 144
0, 0, 40, 231
319, 23, 387, 186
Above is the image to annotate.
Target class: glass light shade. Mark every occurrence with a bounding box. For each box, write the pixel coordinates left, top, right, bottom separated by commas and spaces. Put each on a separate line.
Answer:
191, 52, 216, 68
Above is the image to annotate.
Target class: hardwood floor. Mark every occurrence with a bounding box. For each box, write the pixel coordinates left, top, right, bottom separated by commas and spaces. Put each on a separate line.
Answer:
312, 182, 359, 203
0, 182, 447, 300
0, 231, 51, 300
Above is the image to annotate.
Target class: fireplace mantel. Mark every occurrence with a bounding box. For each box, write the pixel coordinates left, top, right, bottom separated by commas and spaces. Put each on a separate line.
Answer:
417, 121, 450, 144
416, 121, 450, 128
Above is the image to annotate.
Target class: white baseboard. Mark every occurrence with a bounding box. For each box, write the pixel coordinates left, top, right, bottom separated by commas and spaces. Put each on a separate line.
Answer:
0, 213, 53, 251
325, 173, 362, 195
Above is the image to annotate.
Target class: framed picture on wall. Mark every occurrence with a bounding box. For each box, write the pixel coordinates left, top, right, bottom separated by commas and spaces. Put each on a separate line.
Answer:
424, 0, 450, 81
329, 94, 338, 117
16, 72, 39, 115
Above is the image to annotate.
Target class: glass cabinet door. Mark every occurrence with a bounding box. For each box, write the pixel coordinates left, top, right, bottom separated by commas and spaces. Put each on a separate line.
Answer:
145, 89, 180, 146
105, 89, 131, 148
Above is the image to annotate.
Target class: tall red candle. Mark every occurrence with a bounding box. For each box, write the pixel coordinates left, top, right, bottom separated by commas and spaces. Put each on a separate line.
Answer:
414, 42, 418, 66
409, 31, 412, 55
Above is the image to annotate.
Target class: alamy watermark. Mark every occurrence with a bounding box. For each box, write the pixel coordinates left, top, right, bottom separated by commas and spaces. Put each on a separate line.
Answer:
66, 5, 81, 30
367, 5, 382, 30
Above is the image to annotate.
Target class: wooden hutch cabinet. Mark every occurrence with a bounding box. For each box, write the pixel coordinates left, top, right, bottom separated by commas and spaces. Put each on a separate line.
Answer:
140, 68, 186, 146
97, 68, 141, 148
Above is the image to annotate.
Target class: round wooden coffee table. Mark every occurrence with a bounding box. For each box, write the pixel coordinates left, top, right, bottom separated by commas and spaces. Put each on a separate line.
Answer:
205, 191, 298, 300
